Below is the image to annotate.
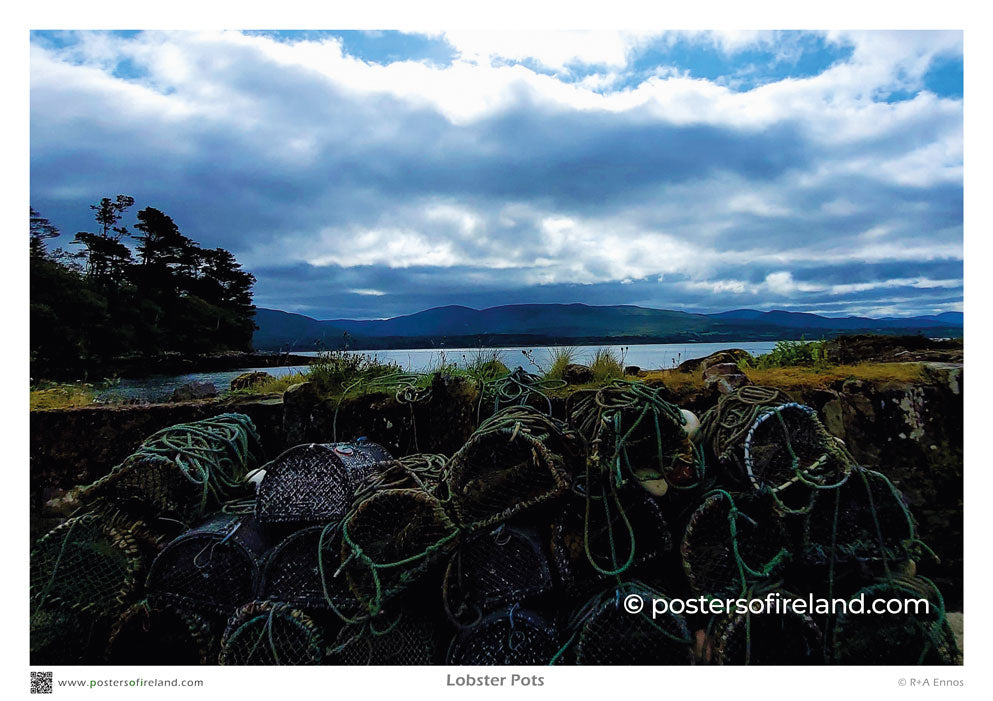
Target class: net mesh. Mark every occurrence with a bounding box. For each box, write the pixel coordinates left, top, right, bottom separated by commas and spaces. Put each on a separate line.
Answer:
831, 577, 961, 665
329, 612, 437, 665
447, 605, 559, 665
341, 488, 460, 616
30, 605, 106, 665
260, 525, 355, 616
744, 404, 853, 512
681, 490, 789, 598
146, 513, 274, 615
219, 601, 325, 665
711, 598, 825, 665
30, 513, 145, 617
550, 487, 673, 597
569, 582, 694, 665
79, 413, 261, 526
804, 466, 917, 565
106, 599, 220, 665
567, 381, 701, 489
255, 441, 392, 525
442, 525, 554, 625
446, 408, 571, 530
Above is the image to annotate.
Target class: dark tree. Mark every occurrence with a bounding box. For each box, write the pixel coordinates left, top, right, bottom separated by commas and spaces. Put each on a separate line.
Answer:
30, 207, 60, 258
91, 195, 135, 240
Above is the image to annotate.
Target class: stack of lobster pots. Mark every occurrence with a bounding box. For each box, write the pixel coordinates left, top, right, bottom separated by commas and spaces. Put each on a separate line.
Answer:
30, 378, 961, 666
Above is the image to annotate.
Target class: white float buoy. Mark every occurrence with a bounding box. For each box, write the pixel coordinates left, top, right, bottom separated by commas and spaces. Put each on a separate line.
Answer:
245, 468, 266, 491
633, 468, 669, 498
681, 409, 701, 443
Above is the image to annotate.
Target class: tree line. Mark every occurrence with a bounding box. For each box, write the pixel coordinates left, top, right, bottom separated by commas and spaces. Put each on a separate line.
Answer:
30, 196, 256, 379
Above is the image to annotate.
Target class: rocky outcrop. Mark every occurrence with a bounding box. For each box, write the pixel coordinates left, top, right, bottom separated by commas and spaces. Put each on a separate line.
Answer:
170, 381, 218, 402
702, 362, 750, 394
677, 348, 751, 374
230, 371, 274, 391
822, 335, 962, 365
562, 364, 594, 384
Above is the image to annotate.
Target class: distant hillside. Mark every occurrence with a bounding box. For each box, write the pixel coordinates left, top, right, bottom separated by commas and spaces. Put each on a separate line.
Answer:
252, 304, 963, 351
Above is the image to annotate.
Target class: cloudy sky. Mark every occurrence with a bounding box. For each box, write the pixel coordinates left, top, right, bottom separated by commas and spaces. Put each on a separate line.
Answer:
29, 29, 962, 320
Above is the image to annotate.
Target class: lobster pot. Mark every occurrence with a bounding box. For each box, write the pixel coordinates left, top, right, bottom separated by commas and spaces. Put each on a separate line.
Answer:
832, 577, 961, 665
573, 583, 694, 665
804, 466, 916, 566
30, 513, 145, 618
80, 413, 261, 525
256, 441, 392, 525
329, 613, 437, 665
697, 386, 794, 483
146, 513, 276, 615
106, 600, 220, 665
442, 525, 553, 623
447, 607, 559, 665
567, 383, 700, 487
711, 601, 825, 665
447, 411, 570, 530
681, 492, 789, 598
219, 602, 325, 665
259, 525, 360, 616
744, 403, 852, 499
30, 605, 106, 666
550, 488, 673, 597
342, 489, 459, 614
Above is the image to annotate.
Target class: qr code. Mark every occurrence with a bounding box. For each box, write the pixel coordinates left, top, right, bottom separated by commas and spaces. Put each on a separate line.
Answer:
31, 671, 53, 694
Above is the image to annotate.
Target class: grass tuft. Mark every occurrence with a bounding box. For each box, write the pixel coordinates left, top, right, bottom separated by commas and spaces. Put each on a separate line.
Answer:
590, 347, 625, 383
543, 347, 577, 381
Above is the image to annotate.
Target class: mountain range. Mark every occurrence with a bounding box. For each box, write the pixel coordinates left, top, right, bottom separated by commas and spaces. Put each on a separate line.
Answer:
251, 304, 963, 352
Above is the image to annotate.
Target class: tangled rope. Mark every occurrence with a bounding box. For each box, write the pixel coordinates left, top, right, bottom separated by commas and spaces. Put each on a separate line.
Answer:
82, 413, 261, 523
478, 366, 566, 423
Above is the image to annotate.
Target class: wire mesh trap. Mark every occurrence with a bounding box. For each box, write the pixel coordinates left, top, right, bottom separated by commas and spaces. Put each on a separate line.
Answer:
442, 524, 554, 625
146, 513, 278, 615
329, 611, 438, 665
549, 486, 673, 597
255, 441, 392, 525
567, 381, 702, 490
446, 407, 572, 530
258, 524, 364, 621
30, 512, 145, 618
744, 403, 853, 512
341, 488, 460, 616
219, 601, 326, 666
30, 604, 107, 666
681, 490, 789, 599
831, 577, 961, 665
710, 596, 825, 665
803, 466, 918, 566
447, 605, 559, 665
106, 599, 220, 665
79, 413, 262, 526
698, 386, 794, 484
567, 582, 694, 666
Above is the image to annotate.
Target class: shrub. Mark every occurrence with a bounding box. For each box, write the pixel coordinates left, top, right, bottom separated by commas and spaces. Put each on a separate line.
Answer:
748, 339, 827, 370
306, 350, 400, 394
